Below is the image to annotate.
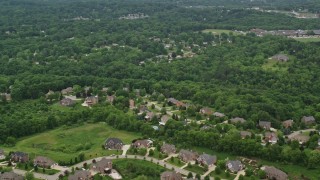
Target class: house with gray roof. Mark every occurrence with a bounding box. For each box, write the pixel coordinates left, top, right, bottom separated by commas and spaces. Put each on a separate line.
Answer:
197, 153, 217, 167
34, 156, 55, 168
230, 117, 246, 124
0, 172, 24, 180
301, 116, 316, 125
161, 144, 176, 155
259, 120, 271, 130
271, 54, 289, 62
240, 131, 252, 139
68, 170, 91, 180
90, 158, 112, 174
178, 149, 198, 163
11, 152, 29, 163
160, 171, 182, 180
226, 160, 244, 173
104, 138, 124, 150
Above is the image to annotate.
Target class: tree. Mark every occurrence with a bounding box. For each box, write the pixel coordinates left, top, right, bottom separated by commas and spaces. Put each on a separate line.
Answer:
258, 170, 266, 179
34, 165, 38, 172
149, 149, 154, 156
195, 174, 201, 180
187, 172, 193, 178
25, 172, 34, 180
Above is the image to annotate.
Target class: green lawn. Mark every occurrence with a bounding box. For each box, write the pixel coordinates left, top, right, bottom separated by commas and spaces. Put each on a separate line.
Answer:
0, 123, 140, 162
148, 149, 167, 160
127, 147, 147, 156
184, 164, 206, 175
210, 171, 236, 179
262, 59, 288, 71
192, 147, 236, 160
166, 157, 185, 167
113, 159, 166, 180
293, 37, 320, 43
202, 29, 242, 35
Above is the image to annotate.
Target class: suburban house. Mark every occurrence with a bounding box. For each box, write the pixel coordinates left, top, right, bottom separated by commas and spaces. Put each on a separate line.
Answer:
167, 98, 186, 108
160, 115, 170, 125
226, 160, 244, 173
197, 153, 217, 167
301, 116, 316, 125
240, 131, 252, 139
68, 170, 92, 180
259, 120, 271, 130
132, 139, 153, 149
145, 112, 156, 121
230, 117, 246, 124
45, 90, 54, 99
213, 112, 225, 118
288, 134, 310, 144
61, 87, 73, 95
199, 107, 213, 116
0, 149, 5, 160
107, 95, 116, 104
34, 156, 55, 168
129, 99, 135, 109
271, 54, 289, 62
160, 171, 183, 180
262, 166, 288, 180
139, 105, 149, 114
101, 87, 109, 93
0, 93, 12, 101
85, 96, 99, 106
264, 132, 278, 144
0, 172, 24, 180
104, 138, 124, 150
282, 120, 294, 128
60, 98, 75, 107
90, 158, 112, 174
178, 149, 198, 163
11, 152, 29, 163
161, 143, 176, 155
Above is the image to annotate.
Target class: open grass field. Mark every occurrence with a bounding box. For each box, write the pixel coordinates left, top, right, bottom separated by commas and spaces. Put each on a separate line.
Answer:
202, 29, 243, 35
184, 164, 206, 175
262, 59, 289, 72
0, 123, 140, 162
294, 37, 320, 43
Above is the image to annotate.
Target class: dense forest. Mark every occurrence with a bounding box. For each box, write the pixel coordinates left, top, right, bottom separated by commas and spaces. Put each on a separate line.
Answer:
1, 0, 320, 175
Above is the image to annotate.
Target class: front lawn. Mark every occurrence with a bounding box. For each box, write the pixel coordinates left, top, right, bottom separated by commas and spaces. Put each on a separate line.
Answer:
210, 170, 236, 179
184, 164, 207, 175
127, 148, 147, 156
148, 149, 167, 160
165, 157, 185, 167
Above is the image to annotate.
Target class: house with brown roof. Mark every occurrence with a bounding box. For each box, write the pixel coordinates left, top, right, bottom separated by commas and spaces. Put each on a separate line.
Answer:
0, 172, 24, 180
11, 152, 29, 163
240, 131, 252, 139
160, 171, 183, 180
160, 115, 170, 126
282, 120, 294, 128
226, 160, 244, 173
264, 132, 278, 144
129, 99, 135, 109
262, 166, 288, 180
139, 105, 148, 114
90, 158, 112, 174
145, 112, 156, 121
34, 156, 55, 168
107, 95, 115, 104
301, 116, 316, 125
85, 96, 98, 106
230, 117, 246, 124
167, 98, 186, 108
288, 134, 310, 144
0, 149, 5, 160
197, 153, 217, 167
104, 138, 124, 150
161, 144, 176, 155
60, 98, 75, 107
132, 139, 153, 149
199, 107, 213, 116
61, 87, 73, 95
68, 170, 92, 180
213, 112, 225, 118
259, 120, 271, 130
178, 149, 198, 163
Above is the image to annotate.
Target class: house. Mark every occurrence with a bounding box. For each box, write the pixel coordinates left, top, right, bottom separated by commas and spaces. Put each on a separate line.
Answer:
199, 107, 213, 116
145, 112, 156, 121
271, 54, 289, 62
0, 172, 24, 180
60, 98, 75, 107
0, 149, 5, 160
178, 149, 198, 163
265, 132, 278, 144
167, 98, 186, 108
85, 96, 98, 106
0, 93, 12, 101
197, 153, 217, 167
34, 156, 55, 168
11, 152, 29, 163
259, 120, 271, 130
61, 87, 73, 95
104, 138, 124, 150
101, 87, 109, 93
213, 112, 225, 118
230, 117, 246, 124
132, 139, 153, 149
226, 160, 244, 173
45, 90, 55, 99
301, 116, 316, 125
288, 134, 310, 144
129, 99, 135, 109
68, 170, 91, 180
262, 166, 288, 180
107, 95, 115, 104
139, 105, 148, 113
161, 144, 176, 155
282, 120, 294, 128
90, 158, 112, 174
160, 115, 170, 125
160, 171, 183, 180
240, 131, 252, 139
